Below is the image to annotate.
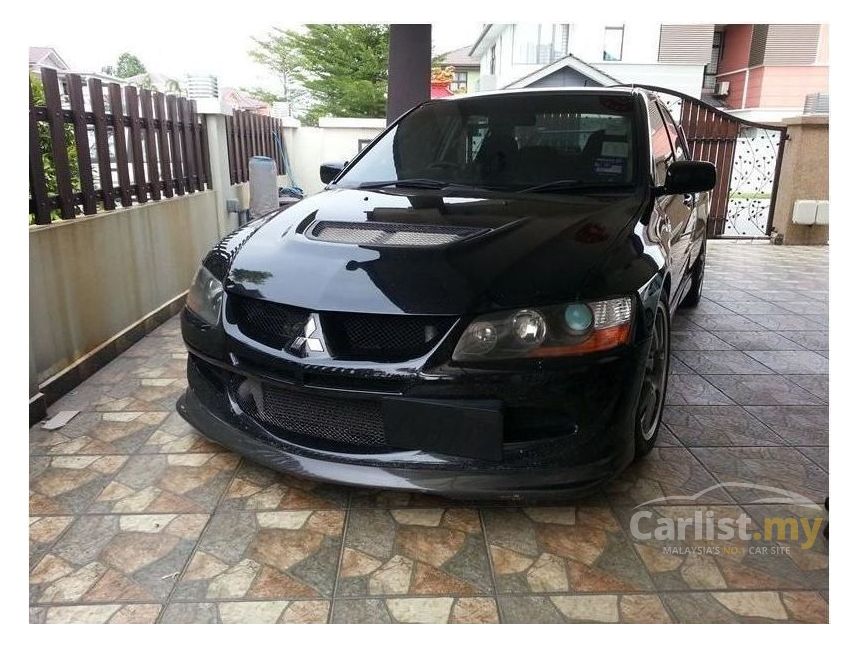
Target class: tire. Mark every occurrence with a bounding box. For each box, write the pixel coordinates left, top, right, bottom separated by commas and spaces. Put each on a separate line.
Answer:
680, 238, 707, 308
634, 296, 670, 458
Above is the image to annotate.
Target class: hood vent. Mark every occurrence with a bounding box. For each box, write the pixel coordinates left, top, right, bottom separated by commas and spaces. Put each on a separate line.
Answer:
308, 220, 485, 247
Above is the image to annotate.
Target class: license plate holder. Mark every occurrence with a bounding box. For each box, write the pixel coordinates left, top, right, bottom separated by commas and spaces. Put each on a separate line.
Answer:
383, 398, 503, 461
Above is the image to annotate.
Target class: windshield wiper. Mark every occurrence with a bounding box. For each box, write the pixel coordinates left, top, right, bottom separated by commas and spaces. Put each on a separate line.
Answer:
357, 178, 453, 190
517, 180, 630, 194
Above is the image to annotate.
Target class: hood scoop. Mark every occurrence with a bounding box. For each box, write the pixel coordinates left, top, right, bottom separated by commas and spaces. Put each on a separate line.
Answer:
307, 220, 487, 247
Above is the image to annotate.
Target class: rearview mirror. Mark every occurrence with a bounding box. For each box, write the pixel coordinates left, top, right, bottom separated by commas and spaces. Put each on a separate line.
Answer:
320, 161, 348, 184
660, 160, 716, 195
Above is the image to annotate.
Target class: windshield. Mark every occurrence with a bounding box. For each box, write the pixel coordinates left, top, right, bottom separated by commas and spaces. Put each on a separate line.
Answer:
335, 93, 641, 193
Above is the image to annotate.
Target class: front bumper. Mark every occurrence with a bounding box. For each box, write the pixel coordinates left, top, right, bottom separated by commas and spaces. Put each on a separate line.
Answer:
177, 335, 649, 499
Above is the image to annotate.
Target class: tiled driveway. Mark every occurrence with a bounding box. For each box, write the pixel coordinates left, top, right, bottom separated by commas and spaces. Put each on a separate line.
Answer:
29, 241, 829, 624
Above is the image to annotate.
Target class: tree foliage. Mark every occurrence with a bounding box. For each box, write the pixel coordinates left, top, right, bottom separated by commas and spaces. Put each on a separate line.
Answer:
115, 52, 147, 78
249, 24, 389, 124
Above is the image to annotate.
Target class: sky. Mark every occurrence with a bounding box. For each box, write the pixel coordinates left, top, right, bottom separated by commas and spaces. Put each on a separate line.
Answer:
30, 21, 483, 93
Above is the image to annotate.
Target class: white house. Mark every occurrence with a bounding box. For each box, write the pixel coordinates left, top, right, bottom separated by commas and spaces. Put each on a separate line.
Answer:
470, 23, 715, 98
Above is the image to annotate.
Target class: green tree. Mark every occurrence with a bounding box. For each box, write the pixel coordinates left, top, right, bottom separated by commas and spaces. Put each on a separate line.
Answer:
249, 24, 389, 125
115, 52, 147, 78
249, 28, 301, 100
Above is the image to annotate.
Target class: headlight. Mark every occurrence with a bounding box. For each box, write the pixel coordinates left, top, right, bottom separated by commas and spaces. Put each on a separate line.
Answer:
186, 265, 224, 325
452, 297, 632, 361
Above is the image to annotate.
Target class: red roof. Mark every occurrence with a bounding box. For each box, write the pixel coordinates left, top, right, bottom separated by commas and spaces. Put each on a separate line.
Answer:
430, 80, 454, 99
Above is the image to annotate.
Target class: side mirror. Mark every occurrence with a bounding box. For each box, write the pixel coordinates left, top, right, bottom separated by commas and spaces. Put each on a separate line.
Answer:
320, 161, 348, 184
660, 160, 716, 195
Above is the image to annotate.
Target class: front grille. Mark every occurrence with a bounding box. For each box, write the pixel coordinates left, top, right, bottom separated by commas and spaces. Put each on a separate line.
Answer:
228, 294, 455, 361
229, 295, 308, 350
230, 377, 388, 450
322, 312, 455, 361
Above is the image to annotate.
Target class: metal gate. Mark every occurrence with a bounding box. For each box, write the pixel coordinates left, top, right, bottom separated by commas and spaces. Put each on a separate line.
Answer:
636, 85, 788, 239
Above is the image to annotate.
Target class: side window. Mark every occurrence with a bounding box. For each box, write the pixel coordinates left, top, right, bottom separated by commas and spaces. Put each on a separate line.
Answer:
658, 103, 688, 161
648, 100, 673, 185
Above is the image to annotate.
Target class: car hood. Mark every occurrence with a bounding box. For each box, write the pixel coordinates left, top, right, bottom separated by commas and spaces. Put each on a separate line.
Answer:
225, 187, 648, 315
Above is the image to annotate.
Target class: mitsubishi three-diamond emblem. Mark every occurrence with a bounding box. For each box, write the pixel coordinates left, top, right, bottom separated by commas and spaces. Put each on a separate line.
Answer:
288, 314, 326, 357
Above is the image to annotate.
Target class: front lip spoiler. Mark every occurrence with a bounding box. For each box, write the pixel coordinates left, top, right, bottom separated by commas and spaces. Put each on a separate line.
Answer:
176, 387, 629, 501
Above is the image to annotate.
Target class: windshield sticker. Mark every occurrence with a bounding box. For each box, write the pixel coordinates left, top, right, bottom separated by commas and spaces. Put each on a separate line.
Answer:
594, 156, 626, 175
602, 141, 629, 158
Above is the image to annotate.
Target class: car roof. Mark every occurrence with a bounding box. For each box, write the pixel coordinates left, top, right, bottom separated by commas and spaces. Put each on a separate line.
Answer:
440, 86, 645, 102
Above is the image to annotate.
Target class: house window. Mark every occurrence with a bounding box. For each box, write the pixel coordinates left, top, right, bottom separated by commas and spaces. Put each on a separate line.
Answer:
489, 45, 496, 75
603, 26, 624, 61
703, 31, 723, 90
450, 71, 468, 93
513, 24, 569, 65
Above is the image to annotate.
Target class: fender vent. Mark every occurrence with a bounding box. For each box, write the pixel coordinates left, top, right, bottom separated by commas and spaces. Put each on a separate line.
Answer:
308, 221, 485, 247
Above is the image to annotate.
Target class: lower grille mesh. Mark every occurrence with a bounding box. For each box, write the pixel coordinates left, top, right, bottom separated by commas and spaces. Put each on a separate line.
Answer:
231, 377, 389, 450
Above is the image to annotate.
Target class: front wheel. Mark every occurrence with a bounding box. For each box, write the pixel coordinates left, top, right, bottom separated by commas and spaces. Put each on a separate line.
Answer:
634, 297, 670, 458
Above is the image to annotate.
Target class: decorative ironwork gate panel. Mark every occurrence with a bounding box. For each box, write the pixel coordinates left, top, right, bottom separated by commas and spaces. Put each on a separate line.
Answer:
634, 85, 787, 239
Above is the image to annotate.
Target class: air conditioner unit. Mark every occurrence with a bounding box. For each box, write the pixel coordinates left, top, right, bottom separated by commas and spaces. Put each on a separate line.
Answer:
714, 81, 730, 97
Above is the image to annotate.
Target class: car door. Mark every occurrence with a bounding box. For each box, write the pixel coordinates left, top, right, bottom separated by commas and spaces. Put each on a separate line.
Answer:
648, 100, 691, 308
658, 103, 701, 276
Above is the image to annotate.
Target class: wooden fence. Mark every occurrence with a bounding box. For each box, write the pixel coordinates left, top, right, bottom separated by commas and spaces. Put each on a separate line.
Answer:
29, 68, 210, 225
225, 110, 285, 185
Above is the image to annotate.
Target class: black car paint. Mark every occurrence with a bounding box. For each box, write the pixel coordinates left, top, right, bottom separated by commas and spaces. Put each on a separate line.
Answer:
178, 88, 710, 499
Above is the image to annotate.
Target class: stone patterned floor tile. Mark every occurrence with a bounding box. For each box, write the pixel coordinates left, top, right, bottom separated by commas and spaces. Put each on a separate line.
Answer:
690, 448, 828, 504
669, 356, 695, 375
784, 375, 828, 403
782, 331, 828, 351
797, 447, 828, 472
218, 460, 350, 511
87, 453, 239, 514
671, 330, 735, 351
496, 593, 672, 623
663, 406, 782, 447
604, 447, 733, 507
682, 314, 765, 332
89, 377, 188, 413
744, 406, 828, 446
700, 289, 763, 304
30, 411, 169, 456
662, 591, 827, 623
331, 597, 499, 623
160, 599, 330, 623
617, 504, 827, 592
712, 331, 805, 351
743, 351, 829, 375
30, 455, 127, 515
30, 516, 74, 569
173, 510, 344, 601
483, 506, 653, 593
741, 315, 826, 331
30, 603, 162, 624
667, 375, 734, 406
30, 513, 207, 604
137, 411, 226, 454
338, 508, 492, 597
655, 423, 682, 447
718, 301, 792, 315
705, 375, 824, 406
673, 351, 773, 375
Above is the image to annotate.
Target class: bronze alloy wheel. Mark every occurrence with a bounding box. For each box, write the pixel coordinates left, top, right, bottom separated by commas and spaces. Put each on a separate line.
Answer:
636, 299, 670, 454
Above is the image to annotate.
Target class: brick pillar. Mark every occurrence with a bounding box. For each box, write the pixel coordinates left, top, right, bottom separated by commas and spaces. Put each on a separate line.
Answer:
770, 115, 829, 245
